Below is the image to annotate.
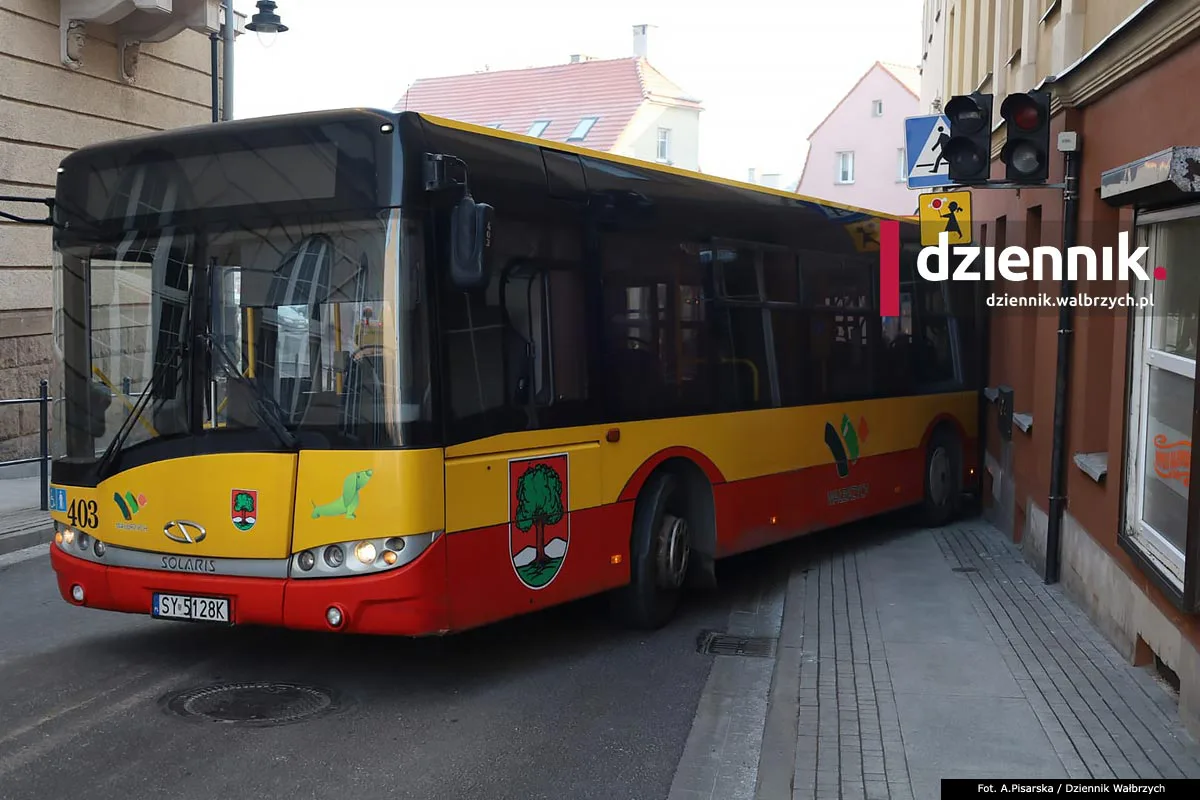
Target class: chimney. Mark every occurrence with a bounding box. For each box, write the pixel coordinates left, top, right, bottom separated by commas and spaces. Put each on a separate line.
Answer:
748, 167, 756, 183
570, 54, 598, 63
633, 24, 655, 59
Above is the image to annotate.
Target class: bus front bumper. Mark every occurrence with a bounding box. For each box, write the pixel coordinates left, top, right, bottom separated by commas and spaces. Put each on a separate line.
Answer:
49, 536, 450, 635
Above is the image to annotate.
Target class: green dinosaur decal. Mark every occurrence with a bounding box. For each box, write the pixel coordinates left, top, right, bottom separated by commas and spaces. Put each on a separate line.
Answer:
311, 470, 374, 519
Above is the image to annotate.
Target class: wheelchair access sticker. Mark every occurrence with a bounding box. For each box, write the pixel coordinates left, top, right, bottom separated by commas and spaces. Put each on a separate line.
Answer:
49, 487, 68, 513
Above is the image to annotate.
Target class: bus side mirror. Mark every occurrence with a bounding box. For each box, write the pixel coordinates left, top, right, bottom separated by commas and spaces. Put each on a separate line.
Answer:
449, 195, 494, 291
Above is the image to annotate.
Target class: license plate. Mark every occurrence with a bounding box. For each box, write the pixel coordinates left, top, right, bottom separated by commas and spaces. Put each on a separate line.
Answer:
152, 593, 231, 623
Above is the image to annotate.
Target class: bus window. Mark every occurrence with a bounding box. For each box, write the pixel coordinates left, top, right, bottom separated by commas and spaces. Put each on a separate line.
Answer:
801, 252, 876, 402
442, 272, 506, 422
603, 234, 716, 420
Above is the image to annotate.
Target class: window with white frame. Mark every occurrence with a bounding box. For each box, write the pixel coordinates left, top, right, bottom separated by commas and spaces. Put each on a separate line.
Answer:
897, 148, 908, 182
1125, 211, 1200, 592
835, 151, 855, 184
656, 128, 671, 162
872, 99, 884, 116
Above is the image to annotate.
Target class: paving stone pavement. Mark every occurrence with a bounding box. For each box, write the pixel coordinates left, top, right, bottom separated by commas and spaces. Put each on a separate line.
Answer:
667, 516, 1200, 800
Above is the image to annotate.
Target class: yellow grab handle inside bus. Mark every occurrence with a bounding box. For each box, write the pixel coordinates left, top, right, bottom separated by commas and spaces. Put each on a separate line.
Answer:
91, 365, 159, 437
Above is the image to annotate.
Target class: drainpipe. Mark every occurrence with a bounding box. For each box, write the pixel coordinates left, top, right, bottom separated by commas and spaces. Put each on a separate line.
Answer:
210, 31, 219, 122
222, 0, 235, 121
1044, 131, 1081, 585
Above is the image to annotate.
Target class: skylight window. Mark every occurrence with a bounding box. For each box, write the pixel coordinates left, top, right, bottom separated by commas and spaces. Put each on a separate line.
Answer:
486, 123, 503, 129
567, 117, 599, 142
527, 120, 551, 137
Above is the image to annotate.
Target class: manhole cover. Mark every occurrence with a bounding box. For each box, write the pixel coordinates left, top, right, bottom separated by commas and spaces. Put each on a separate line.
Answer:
163, 682, 334, 726
697, 631, 777, 658
952, 566, 979, 573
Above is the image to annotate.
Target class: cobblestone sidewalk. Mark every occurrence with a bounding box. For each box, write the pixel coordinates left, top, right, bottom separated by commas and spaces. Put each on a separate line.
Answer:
667, 517, 1200, 800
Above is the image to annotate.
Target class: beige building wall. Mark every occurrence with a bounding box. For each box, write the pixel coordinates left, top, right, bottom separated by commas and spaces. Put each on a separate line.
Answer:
926, 0, 1146, 149
0, 0, 225, 466
614, 103, 702, 172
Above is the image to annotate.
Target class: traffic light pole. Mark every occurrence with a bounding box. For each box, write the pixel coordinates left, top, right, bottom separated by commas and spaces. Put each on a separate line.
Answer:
1044, 134, 1080, 586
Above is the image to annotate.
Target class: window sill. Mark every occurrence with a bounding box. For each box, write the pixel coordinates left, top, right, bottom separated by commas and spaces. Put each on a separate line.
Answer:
983, 387, 999, 402
835, 181, 856, 186
1073, 451, 1107, 483
1006, 47, 1022, 67
1013, 412, 1033, 433
1040, 0, 1062, 25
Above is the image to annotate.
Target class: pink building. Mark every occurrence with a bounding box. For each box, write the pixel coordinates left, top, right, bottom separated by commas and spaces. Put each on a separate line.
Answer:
796, 62, 921, 217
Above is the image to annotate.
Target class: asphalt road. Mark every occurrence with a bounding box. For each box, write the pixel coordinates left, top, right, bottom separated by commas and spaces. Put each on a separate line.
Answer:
0, 544, 787, 800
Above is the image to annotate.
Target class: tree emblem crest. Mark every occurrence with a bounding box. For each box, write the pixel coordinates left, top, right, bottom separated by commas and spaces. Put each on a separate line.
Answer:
231, 489, 258, 531
508, 454, 569, 589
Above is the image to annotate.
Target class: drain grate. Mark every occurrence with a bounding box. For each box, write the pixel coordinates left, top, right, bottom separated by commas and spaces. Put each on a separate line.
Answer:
697, 631, 777, 658
952, 566, 979, 573
163, 682, 335, 727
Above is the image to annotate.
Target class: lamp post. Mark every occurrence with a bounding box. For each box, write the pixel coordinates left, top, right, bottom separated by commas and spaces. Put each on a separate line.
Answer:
213, 1, 290, 122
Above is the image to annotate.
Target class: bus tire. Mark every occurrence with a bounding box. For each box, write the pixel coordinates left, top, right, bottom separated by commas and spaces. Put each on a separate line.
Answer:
612, 471, 691, 630
921, 426, 963, 528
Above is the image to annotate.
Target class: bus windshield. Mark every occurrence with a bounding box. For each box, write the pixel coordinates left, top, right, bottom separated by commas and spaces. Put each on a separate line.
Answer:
51, 211, 434, 477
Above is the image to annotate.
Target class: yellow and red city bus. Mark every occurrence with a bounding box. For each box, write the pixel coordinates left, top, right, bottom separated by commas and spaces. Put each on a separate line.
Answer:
46, 108, 982, 634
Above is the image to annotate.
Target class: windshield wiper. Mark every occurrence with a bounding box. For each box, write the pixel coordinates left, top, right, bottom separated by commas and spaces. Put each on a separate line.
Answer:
204, 332, 299, 450
94, 339, 186, 481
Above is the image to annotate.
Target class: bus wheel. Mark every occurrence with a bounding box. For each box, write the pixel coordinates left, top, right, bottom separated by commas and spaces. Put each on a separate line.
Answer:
921, 427, 962, 527
612, 472, 691, 630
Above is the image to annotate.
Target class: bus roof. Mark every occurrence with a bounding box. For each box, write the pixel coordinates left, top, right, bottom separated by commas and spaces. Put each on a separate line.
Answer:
56, 106, 917, 228
413, 111, 916, 225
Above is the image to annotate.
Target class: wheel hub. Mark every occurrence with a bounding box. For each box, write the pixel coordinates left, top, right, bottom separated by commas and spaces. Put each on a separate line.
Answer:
929, 446, 951, 507
656, 514, 690, 589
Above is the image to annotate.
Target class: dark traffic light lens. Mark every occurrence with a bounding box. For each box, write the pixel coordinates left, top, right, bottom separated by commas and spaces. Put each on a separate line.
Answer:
1010, 142, 1042, 175
945, 96, 987, 134
950, 149, 985, 174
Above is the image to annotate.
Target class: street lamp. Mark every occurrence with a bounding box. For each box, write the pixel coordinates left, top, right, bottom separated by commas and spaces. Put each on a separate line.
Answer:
213, 1, 291, 122
245, 1, 289, 47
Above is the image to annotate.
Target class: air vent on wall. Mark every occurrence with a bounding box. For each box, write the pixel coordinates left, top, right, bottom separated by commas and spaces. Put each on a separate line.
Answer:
60, 0, 225, 83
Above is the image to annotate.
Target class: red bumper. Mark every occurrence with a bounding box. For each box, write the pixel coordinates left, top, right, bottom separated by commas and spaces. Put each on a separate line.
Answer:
49, 536, 451, 636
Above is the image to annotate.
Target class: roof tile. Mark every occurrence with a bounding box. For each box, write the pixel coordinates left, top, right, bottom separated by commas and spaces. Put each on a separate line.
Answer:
394, 57, 701, 152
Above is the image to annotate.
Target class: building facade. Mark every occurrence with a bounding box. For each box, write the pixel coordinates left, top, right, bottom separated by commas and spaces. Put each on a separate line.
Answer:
924, 0, 1200, 738
795, 62, 921, 217
0, 0, 229, 469
393, 25, 703, 172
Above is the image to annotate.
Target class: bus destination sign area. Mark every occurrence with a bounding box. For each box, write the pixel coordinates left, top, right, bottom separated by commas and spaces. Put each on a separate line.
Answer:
941, 779, 1199, 796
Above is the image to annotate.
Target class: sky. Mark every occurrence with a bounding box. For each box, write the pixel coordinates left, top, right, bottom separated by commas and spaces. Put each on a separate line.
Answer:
232, 0, 924, 187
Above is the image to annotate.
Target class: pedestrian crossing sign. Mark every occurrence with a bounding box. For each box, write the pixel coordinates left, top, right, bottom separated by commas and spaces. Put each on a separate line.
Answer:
918, 190, 972, 247
905, 114, 953, 189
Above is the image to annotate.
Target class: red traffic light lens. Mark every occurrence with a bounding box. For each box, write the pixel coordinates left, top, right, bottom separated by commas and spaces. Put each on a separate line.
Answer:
1001, 93, 1044, 130
1013, 104, 1040, 130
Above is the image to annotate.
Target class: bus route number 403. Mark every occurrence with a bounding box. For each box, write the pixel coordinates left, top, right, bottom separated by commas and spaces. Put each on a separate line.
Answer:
67, 498, 99, 530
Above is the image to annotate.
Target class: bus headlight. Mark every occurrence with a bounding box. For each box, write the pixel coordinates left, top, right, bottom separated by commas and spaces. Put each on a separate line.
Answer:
353, 541, 376, 565
54, 522, 107, 564
290, 531, 441, 579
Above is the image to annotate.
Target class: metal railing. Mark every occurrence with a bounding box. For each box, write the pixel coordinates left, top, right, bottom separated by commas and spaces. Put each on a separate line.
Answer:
0, 380, 52, 511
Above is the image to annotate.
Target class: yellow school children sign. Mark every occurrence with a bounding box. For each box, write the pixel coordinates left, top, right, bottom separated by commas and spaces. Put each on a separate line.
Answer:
918, 190, 972, 247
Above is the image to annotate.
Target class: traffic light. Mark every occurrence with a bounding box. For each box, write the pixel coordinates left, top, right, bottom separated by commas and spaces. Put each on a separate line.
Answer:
942, 92, 993, 184
999, 90, 1051, 183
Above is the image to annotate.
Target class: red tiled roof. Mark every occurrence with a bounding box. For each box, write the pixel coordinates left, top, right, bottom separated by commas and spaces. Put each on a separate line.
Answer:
394, 57, 701, 153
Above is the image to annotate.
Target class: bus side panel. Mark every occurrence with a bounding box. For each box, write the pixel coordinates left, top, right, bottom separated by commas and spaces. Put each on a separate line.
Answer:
712, 448, 927, 558
443, 439, 631, 632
